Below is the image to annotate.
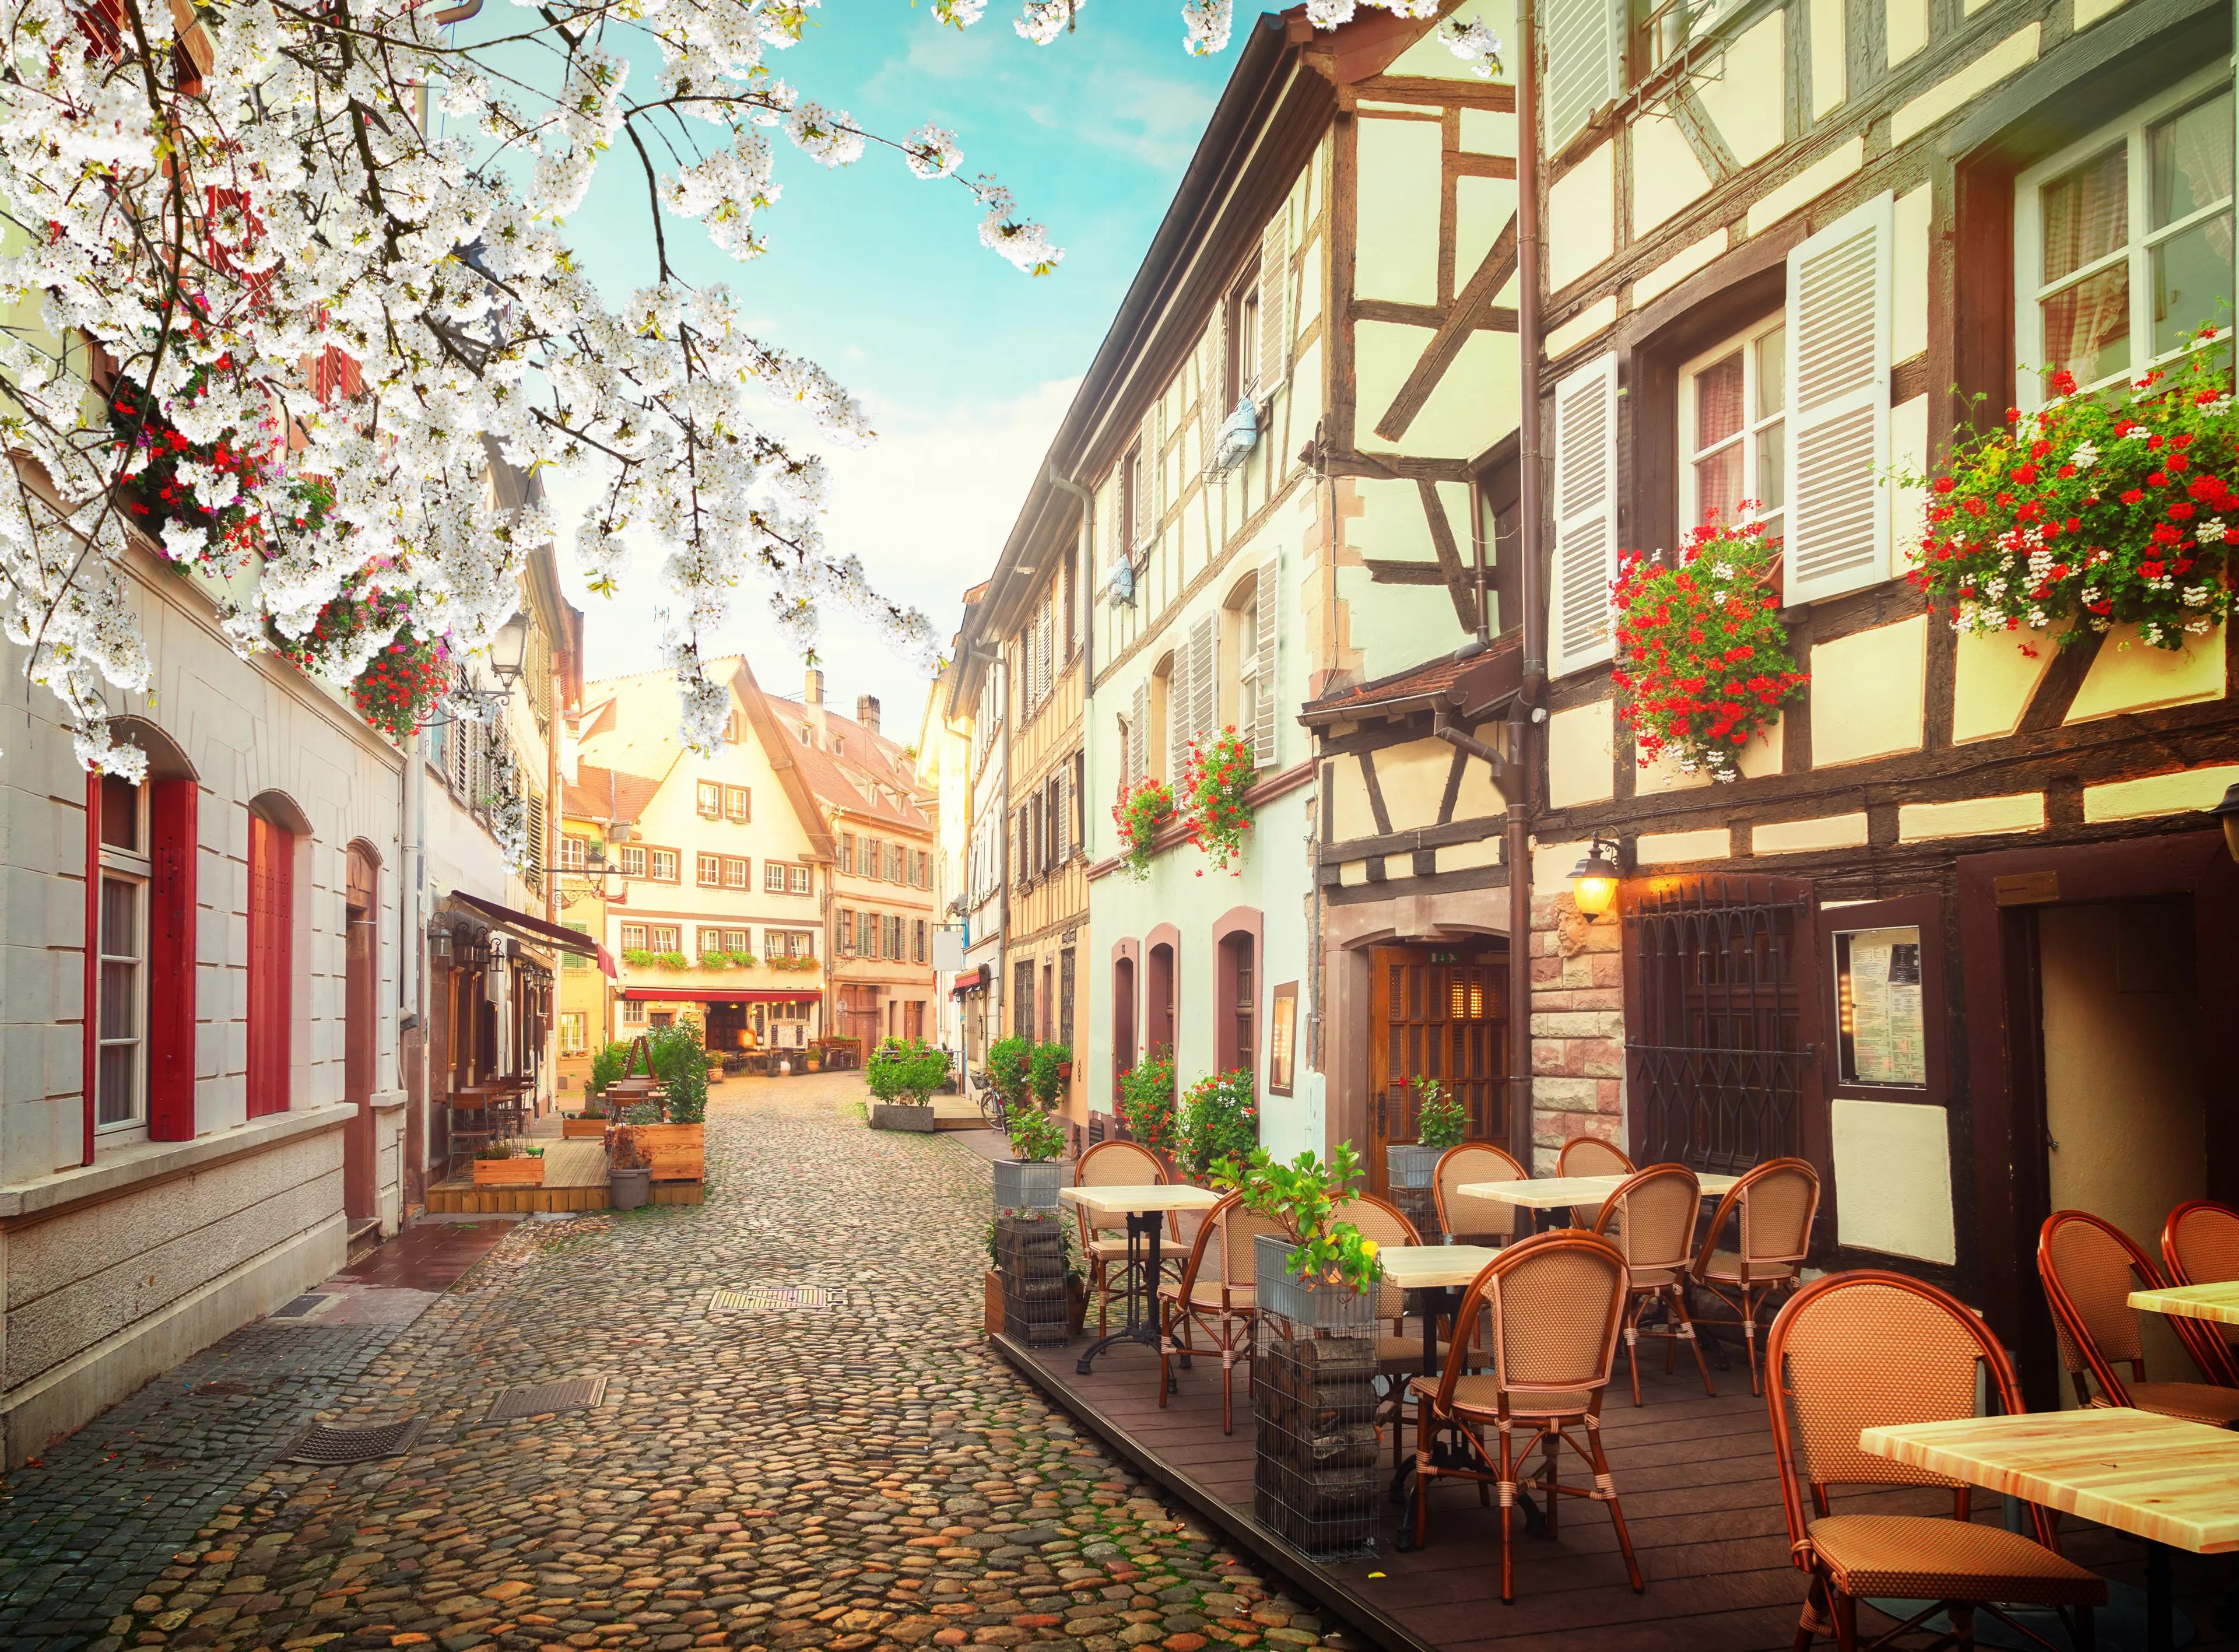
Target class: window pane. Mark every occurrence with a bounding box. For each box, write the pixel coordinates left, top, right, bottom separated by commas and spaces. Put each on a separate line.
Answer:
1754, 419, 1785, 514
1693, 443, 1745, 528
1754, 325, 1787, 419
1693, 350, 1745, 450
2152, 212, 2236, 358
97, 1044, 137, 1126
2150, 92, 2234, 231
2041, 146, 2128, 285
2041, 265, 2132, 384
100, 878, 137, 956
100, 958, 136, 1039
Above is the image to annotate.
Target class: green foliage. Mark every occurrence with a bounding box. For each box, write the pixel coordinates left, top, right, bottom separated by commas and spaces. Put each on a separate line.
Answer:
1176, 1069, 1258, 1181
587, 1041, 631, 1099
645, 1018, 710, 1125
985, 1035, 1034, 1109
697, 949, 758, 970
1116, 1051, 1178, 1162
622, 948, 691, 970
1028, 1042, 1071, 1107
1111, 776, 1174, 882
1414, 1077, 1466, 1149
622, 1102, 663, 1126
1215, 1142, 1380, 1296
866, 1037, 952, 1106
1007, 1106, 1067, 1165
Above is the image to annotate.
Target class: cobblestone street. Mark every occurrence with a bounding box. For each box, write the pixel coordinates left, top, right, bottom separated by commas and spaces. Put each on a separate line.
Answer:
18, 1076, 1349, 1652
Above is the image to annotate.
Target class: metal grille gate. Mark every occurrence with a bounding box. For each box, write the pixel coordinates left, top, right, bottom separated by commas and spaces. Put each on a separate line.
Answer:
1625, 875, 1816, 1176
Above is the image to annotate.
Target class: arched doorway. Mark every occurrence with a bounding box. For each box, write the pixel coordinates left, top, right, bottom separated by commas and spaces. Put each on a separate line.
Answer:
1366, 939, 1509, 1201
345, 843, 380, 1221
1145, 935, 1176, 1059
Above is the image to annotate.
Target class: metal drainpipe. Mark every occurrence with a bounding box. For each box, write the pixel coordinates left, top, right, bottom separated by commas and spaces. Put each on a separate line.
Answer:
1511, 0, 1547, 1156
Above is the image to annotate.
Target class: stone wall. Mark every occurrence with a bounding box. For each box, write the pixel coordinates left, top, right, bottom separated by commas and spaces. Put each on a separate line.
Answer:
1526, 888, 1625, 1174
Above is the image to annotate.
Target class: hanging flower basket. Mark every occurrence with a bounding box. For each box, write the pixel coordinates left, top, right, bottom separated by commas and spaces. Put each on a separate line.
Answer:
1903, 339, 2238, 653
1179, 727, 1257, 874
1610, 514, 1808, 783
1111, 775, 1174, 882
350, 634, 450, 740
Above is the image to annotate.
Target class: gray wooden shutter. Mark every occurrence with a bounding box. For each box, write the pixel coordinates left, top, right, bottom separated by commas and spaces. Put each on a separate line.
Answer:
1545, 0, 1624, 153
1259, 208, 1290, 394
1785, 192, 1894, 604
1550, 354, 1620, 676
1129, 681, 1149, 785
1166, 637, 1189, 778
1253, 553, 1280, 767
1188, 612, 1216, 745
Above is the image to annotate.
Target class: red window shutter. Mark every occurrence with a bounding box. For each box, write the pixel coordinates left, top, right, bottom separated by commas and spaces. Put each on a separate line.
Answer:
149, 779, 199, 1140
248, 816, 293, 1117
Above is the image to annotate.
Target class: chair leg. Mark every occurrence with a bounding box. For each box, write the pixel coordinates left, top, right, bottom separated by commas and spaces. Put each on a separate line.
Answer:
1949, 1602, 1976, 1652
1497, 1422, 1517, 1605
1585, 1420, 1643, 1595
1794, 1576, 1830, 1651
1831, 1590, 1859, 1652
1156, 1303, 1173, 1412
1669, 1284, 1715, 1398
2070, 1602, 2096, 1652
1220, 1336, 1235, 1436
1411, 1395, 1433, 1552
1541, 1430, 1561, 1538
1624, 1300, 1644, 1408
1742, 1286, 1765, 1396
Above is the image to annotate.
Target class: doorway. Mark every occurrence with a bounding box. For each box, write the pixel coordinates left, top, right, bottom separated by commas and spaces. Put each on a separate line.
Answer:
1365, 942, 1508, 1198
343, 845, 378, 1223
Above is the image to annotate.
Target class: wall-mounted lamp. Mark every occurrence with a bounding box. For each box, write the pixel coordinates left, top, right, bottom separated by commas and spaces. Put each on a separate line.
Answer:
1567, 836, 1624, 921
428, 924, 452, 961
2210, 784, 2239, 864
487, 611, 531, 690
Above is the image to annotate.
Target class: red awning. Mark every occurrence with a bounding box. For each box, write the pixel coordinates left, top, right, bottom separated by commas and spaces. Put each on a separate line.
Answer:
449, 890, 615, 976
950, 963, 989, 998
617, 987, 820, 1003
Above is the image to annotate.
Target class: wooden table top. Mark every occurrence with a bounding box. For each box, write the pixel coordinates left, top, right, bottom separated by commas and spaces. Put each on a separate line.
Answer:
1378, 1245, 1505, 1290
1859, 1408, 2239, 1554
2130, 1281, 2239, 1326
1457, 1171, 1742, 1207
1059, 1184, 1221, 1218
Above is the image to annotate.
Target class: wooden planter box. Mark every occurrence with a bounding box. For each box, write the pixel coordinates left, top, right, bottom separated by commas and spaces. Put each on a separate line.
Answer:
630, 1123, 704, 1182
984, 1269, 1005, 1336
472, 1157, 546, 1187
562, 1115, 610, 1139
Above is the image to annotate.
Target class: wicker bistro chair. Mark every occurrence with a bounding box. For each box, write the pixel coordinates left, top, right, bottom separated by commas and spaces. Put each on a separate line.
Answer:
2038, 1209, 2239, 1425
1328, 1194, 1453, 1474
1408, 1231, 1644, 1604
1592, 1165, 1715, 1405
1690, 1158, 1821, 1396
1558, 1137, 1636, 1229
1767, 1271, 2105, 1652
2160, 1199, 2239, 1388
1158, 1194, 1287, 1433
1434, 1143, 1531, 1247
1074, 1139, 1181, 1337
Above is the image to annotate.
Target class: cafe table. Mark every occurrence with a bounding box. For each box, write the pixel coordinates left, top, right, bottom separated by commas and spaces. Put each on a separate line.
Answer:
1859, 1408, 2239, 1652
1459, 1171, 1742, 1233
1057, 1184, 1220, 1376
2129, 1280, 2239, 1325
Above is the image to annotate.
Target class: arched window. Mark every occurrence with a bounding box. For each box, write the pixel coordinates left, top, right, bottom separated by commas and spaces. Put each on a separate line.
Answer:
1113, 952, 1136, 1079
1145, 938, 1175, 1058
247, 794, 306, 1118
1222, 569, 1259, 734
1217, 931, 1257, 1083
92, 722, 199, 1145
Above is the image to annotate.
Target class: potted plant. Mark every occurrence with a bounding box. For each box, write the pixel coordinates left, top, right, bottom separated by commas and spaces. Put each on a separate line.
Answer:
1176, 1068, 1259, 1184
1111, 775, 1174, 882
985, 1034, 1033, 1118
608, 1127, 652, 1211
1216, 1144, 1381, 1332
630, 1021, 708, 1182
1115, 1050, 1178, 1166
1385, 1076, 1464, 1192
867, 1038, 952, 1132
1029, 1041, 1071, 1110
472, 1139, 545, 1188
1178, 726, 1259, 875
992, 1104, 1067, 1214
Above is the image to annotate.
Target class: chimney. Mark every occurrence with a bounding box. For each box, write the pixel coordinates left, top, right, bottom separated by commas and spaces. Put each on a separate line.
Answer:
856, 695, 880, 736
804, 668, 823, 706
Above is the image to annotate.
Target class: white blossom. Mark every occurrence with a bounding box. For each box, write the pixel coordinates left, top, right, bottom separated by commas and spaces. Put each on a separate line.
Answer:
1433, 16, 1503, 77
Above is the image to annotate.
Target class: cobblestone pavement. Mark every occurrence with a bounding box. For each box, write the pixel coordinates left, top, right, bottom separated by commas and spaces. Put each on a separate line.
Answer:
80, 1076, 1352, 1652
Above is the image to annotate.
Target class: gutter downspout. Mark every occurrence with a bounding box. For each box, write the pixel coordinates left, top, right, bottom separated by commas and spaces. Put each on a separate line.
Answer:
1511, 0, 1546, 1160
968, 644, 1011, 1050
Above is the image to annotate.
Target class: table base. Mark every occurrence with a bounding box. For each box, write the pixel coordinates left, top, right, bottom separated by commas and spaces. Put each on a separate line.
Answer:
1076, 1209, 1168, 1376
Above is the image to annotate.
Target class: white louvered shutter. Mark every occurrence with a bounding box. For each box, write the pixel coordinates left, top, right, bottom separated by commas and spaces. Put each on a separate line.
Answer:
1198, 313, 1223, 465
1253, 553, 1280, 768
1785, 192, 1894, 603
1055, 766, 1069, 862
1259, 208, 1290, 395
1137, 409, 1160, 546
1166, 636, 1189, 778
1545, 0, 1624, 153
1188, 612, 1217, 746
1550, 355, 1620, 676
1129, 681, 1149, 785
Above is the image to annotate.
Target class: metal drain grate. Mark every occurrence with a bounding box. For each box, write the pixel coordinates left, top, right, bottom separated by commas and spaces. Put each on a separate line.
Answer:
286, 1417, 424, 1464
269, 1293, 334, 1320
709, 1285, 846, 1312
487, 1376, 608, 1420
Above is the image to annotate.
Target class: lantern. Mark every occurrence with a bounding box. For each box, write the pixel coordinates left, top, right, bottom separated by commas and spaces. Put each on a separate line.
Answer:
1567, 837, 1623, 921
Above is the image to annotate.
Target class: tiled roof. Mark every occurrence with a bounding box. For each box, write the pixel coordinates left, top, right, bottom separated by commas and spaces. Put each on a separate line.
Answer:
1299, 639, 1523, 725
561, 763, 664, 825
763, 697, 932, 833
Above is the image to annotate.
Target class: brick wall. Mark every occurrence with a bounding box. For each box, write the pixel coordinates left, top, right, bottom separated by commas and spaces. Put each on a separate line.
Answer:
1526, 889, 1625, 1174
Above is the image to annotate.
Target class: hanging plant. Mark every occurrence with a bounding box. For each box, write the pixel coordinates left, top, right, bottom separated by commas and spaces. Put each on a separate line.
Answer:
1902, 337, 2237, 653
106, 340, 285, 570
1111, 774, 1174, 881
1178, 726, 1257, 874
1610, 514, 1808, 783
350, 634, 450, 741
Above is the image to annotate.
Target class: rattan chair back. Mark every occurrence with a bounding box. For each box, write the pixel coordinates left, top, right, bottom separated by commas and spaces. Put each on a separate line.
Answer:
1594, 1164, 1698, 1274
1766, 1271, 2053, 1546
1434, 1142, 1528, 1245
2161, 1199, 2239, 1383
1215, 1201, 1289, 1290
1434, 1231, 1627, 1414
1075, 1139, 1168, 1241
2040, 1208, 2164, 1403
1329, 1194, 1423, 1320
1695, 1157, 1819, 1281
1558, 1137, 1636, 1180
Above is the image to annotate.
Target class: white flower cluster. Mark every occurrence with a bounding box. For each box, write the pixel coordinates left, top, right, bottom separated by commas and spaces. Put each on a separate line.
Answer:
1434, 15, 1503, 75
1182, 0, 1233, 56
481, 734, 532, 875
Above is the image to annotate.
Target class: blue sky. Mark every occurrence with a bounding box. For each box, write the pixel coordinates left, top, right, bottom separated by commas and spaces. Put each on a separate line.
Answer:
511, 0, 1245, 742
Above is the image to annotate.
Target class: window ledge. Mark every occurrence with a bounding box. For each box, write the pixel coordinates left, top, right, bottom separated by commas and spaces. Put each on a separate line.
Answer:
0, 1102, 357, 1220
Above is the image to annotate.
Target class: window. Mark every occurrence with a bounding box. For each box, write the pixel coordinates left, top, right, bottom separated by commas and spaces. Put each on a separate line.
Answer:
725, 785, 750, 822
766, 861, 788, 892
885, 915, 904, 959
697, 780, 722, 819
697, 852, 722, 886
838, 909, 856, 954
1059, 946, 1076, 1046
790, 865, 811, 895
650, 1011, 675, 1031
97, 871, 144, 1128
563, 920, 591, 967
559, 1012, 588, 1055
1122, 441, 1145, 548
2019, 78, 2234, 401
914, 919, 929, 964
724, 856, 749, 889
560, 834, 588, 872
1014, 958, 1036, 1044
833, 736, 845, 757
840, 833, 855, 875
861, 910, 880, 959
247, 812, 293, 1118
620, 923, 648, 951
621, 998, 646, 1025
619, 844, 647, 878
1227, 261, 1261, 406
723, 928, 751, 953
699, 926, 728, 957
648, 924, 680, 953
771, 929, 814, 959
1680, 316, 1787, 538
647, 848, 679, 882
864, 836, 882, 879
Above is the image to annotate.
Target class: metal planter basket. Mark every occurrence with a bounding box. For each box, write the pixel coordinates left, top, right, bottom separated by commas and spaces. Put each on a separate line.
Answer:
992, 1158, 1064, 1215
1385, 1142, 1442, 1191
995, 1213, 1069, 1347
1250, 1234, 1378, 1561
1252, 1233, 1378, 1336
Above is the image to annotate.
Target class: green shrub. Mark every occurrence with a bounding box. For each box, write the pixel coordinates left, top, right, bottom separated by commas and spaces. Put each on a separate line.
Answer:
986, 1035, 1033, 1110
1029, 1042, 1071, 1108
587, 1041, 631, 1099
866, 1038, 952, 1107
1007, 1106, 1067, 1164
1415, 1078, 1466, 1149
1176, 1069, 1258, 1181
1215, 1143, 1378, 1296
645, 1018, 710, 1124
1117, 1050, 1178, 1163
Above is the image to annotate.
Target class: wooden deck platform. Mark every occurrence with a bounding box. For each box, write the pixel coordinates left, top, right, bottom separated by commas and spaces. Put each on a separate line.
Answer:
425, 1141, 706, 1213
994, 1331, 2237, 1652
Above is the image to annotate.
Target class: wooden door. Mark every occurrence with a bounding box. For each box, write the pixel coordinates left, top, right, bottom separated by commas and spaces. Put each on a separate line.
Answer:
343, 846, 377, 1220
247, 814, 293, 1117
1367, 945, 1508, 1197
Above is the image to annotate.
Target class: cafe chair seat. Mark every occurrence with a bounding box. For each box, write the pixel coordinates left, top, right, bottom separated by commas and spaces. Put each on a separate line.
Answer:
1802, 1514, 2105, 1607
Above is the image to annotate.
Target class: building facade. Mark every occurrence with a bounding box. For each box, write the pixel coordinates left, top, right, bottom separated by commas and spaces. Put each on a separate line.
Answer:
917, 644, 975, 1058
952, 584, 1010, 1081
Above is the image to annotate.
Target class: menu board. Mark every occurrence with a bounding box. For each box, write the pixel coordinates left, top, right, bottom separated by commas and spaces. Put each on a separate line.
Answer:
1837, 925, 1926, 1088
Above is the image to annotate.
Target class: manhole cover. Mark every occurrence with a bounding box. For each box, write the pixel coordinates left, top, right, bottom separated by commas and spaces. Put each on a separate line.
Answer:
487, 1377, 607, 1420
269, 1294, 334, 1320
286, 1418, 424, 1464
709, 1285, 846, 1312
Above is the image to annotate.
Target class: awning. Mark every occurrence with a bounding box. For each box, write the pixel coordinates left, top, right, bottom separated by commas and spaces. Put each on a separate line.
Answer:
617, 987, 820, 1004
951, 963, 990, 998
448, 890, 615, 977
